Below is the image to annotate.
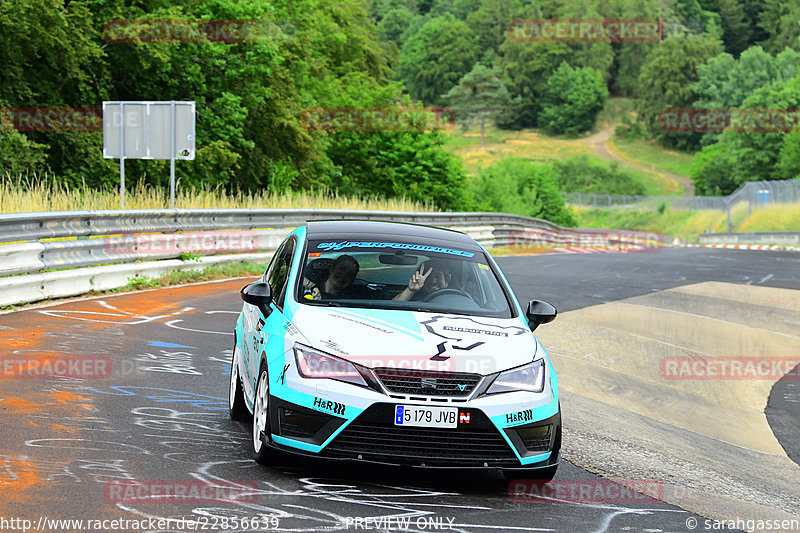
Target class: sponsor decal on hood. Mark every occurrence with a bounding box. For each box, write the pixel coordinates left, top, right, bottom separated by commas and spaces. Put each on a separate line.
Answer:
290, 306, 537, 374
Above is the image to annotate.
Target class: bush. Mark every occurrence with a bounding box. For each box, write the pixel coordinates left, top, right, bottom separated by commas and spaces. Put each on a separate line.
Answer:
552, 156, 646, 195
0, 129, 49, 177
614, 116, 647, 140
465, 157, 576, 226
690, 142, 738, 195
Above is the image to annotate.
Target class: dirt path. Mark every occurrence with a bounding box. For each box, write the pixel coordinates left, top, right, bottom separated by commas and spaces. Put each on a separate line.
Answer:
581, 127, 695, 196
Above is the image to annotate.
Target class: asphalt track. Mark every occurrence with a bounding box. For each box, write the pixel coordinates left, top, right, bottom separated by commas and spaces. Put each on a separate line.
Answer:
0, 247, 798, 533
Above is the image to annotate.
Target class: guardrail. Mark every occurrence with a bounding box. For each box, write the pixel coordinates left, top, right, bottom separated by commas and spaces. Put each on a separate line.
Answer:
0, 209, 662, 307
699, 231, 800, 246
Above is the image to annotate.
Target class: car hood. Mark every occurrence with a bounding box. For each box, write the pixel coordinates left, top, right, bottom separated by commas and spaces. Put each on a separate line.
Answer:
290, 305, 537, 375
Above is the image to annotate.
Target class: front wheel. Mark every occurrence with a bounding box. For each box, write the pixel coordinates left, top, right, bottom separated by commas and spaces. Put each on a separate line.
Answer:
229, 339, 247, 421
252, 363, 274, 464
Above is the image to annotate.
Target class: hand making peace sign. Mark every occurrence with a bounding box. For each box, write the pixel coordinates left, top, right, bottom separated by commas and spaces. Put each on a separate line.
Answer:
407, 265, 432, 292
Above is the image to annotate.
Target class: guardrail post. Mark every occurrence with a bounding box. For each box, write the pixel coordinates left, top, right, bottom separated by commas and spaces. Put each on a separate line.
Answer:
726, 200, 732, 233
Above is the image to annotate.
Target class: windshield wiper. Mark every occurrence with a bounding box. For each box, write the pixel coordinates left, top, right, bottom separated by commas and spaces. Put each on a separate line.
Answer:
304, 300, 343, 307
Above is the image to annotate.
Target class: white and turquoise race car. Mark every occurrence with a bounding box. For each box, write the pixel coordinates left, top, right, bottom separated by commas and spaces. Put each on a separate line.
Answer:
230, 220, 561, 480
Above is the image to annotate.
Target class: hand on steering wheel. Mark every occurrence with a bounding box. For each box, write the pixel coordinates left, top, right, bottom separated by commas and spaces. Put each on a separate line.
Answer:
422, 288, 475, 303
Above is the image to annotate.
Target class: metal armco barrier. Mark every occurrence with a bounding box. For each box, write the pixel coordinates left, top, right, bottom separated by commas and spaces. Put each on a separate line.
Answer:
699, 231, 800, 245
0, 209, 657, 307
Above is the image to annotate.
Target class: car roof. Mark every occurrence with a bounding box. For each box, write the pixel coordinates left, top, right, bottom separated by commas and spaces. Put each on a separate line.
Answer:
305, 220, 483, 251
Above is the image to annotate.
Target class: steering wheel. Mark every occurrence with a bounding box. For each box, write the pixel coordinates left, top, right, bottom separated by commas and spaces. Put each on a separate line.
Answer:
422, 288, 475, 303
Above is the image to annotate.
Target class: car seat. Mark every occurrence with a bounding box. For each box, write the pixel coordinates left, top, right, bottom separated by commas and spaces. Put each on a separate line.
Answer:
305, 258, 334, 286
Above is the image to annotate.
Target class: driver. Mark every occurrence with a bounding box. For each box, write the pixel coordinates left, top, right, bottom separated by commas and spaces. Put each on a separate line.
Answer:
393, 261, 451, 302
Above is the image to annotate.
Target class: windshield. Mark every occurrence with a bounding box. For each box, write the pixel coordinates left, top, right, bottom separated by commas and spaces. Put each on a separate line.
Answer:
295, 240, 514, 318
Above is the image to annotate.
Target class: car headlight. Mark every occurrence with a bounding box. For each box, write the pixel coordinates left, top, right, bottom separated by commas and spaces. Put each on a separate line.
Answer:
293, 343, 369, 388
486, 359, 546, 394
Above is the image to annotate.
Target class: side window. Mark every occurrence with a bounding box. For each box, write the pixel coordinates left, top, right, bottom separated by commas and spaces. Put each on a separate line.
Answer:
266, 239, 295, 310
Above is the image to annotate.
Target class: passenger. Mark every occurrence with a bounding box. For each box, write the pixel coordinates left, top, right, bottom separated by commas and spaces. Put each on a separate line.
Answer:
304, 255, 360, 300
393, 261, 451, 301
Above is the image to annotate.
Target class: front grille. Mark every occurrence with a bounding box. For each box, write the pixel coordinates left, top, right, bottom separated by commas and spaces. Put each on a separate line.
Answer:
373, 368, 482, 396
322, 404, 519, 467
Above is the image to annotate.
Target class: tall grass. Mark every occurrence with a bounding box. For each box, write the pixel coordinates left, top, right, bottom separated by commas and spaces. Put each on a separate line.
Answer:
572, 201, 800, 243
0, 174, 437, 213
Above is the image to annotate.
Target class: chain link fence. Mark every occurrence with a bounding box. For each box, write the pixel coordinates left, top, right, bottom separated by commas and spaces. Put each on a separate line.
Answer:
563, 179, 800, 212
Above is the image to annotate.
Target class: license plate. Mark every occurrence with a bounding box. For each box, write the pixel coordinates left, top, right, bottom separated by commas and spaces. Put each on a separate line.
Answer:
394, 405, 458, 428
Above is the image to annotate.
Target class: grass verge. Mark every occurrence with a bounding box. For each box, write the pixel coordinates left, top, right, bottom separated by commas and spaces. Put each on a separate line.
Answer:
0, 176, 436, 213
608, 137, 694, 179
117, 260, 267, 291
571, 201, 800, 243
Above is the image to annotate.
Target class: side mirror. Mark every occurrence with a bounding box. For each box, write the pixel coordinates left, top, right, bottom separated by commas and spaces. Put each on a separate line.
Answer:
241, 282, 273, 317
526, 300, 557, 331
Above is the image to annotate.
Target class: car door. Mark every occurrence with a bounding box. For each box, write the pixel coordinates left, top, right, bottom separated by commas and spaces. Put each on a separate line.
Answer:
242, 237, 296, 400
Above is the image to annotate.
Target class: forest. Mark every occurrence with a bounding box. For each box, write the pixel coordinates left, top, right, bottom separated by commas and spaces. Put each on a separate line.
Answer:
1, 0, 799, 224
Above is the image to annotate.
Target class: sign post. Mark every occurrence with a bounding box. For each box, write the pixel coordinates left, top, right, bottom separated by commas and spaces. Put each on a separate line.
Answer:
103, 101, 195, 209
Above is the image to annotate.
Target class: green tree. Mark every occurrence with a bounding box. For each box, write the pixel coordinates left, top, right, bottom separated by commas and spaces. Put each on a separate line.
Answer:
539, 62, 608, 135
442, 64, 514, 148
723, 74, 800, 183
378, 7, 415, 45
691, 46, 798, 145
498, 40, 573, 128
635, 34, 723, 149
0, 0, 109, 184
0, 128, 49, 177
718, 0, 751, 56
398, 15, 482, 104
692, 73, 800, 193
776, 131, 800, 180
498, 0, 613, 128
759, 0, 800, 54
689, 142, 738, 195
609, 0, 661, 96
464, 0, 525, 52
451, 0, 484, 19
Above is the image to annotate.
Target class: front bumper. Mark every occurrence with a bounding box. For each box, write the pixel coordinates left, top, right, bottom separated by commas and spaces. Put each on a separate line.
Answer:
265, 397, 560, 470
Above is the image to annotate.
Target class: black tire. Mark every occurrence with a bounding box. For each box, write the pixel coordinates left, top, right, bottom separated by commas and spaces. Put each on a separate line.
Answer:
228, 337, 247, 421
251, 362, 275, 465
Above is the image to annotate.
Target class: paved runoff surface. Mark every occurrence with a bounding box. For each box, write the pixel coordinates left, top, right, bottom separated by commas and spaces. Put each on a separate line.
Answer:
0, 248, 798, 532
